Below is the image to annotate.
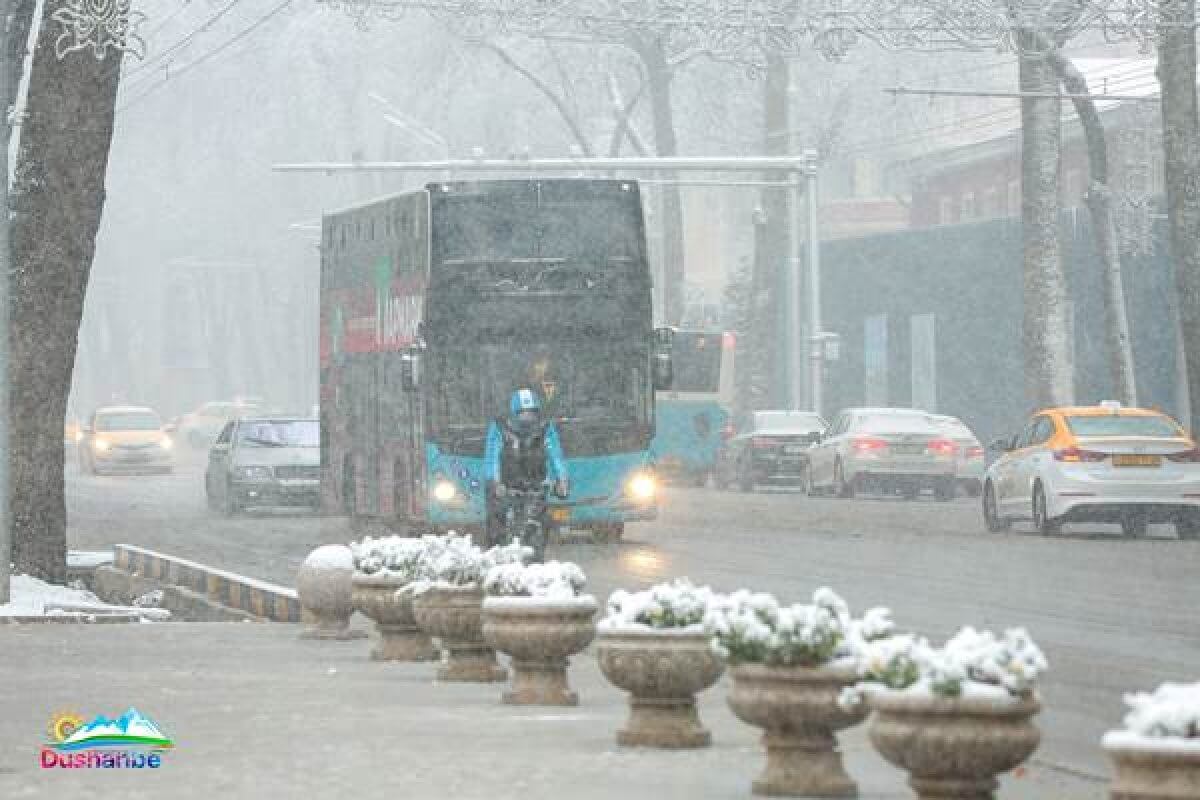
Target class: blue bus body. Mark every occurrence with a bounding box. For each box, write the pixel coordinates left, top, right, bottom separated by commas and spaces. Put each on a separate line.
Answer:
320, 180, 659, 535
649, 330, 734, 484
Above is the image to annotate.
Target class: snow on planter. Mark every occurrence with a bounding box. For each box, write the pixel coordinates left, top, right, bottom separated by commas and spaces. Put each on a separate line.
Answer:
483, 560, 587, 601
598, 578, 718, 631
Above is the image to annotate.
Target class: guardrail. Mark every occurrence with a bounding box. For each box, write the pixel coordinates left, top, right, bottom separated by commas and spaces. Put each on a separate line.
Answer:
113, 545, 300, 623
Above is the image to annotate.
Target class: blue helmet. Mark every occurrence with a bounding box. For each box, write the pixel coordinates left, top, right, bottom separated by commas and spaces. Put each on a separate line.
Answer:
510, 388, 541, 416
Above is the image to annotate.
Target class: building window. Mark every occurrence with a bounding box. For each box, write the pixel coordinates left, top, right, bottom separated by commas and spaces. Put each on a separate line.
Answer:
960, 192, 976, 221
1007, 180, 1021, 217
939, 196, 955, 225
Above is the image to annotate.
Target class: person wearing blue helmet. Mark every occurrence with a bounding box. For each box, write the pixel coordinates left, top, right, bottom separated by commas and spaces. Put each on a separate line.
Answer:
483, 388, 570, 545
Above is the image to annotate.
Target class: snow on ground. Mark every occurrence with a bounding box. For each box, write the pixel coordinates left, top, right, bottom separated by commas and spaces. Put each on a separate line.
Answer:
0, 574, 104, 616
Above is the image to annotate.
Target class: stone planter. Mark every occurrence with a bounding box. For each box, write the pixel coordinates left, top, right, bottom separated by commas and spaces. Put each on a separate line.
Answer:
412, 585, 507, 683
727, 662, 866, 797
351, 574, 438, 662
482, 595, 597, 706
595, 626, 725, 748
865, 688, 1041, 800
296, 546, 366, 641
1104, 731, 1200, 799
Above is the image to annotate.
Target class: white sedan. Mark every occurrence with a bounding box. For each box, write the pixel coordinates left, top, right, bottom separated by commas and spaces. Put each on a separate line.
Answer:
982, 403, 1200, 538
805, 407, 958, 500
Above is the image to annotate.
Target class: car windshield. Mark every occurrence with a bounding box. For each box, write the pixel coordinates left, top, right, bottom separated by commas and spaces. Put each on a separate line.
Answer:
94, 412, 161, 431
755, 413, 823, 433
237, 420, 318, 447
1066, 414, 1182, 438
855, 413, 938, 434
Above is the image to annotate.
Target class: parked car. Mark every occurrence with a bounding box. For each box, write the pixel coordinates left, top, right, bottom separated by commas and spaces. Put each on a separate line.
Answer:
930, 414, 986, 496
982, 402, 1200, 538
205, 417, 320, 514
78, 406, 173, 475
714, 410, 826, 492
175, 401, 260, 450
806, 407, 957, 500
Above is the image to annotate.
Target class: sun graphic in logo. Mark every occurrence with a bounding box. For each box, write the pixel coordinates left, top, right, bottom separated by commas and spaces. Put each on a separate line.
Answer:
47, 711, 85, 743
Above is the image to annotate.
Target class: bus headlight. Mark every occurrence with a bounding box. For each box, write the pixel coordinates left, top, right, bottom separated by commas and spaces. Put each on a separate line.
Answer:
432, 480, 458, 503
627, 472, 657, 501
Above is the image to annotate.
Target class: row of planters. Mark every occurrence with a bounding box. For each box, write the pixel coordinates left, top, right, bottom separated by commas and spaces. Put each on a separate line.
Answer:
297, 538, 1200, 800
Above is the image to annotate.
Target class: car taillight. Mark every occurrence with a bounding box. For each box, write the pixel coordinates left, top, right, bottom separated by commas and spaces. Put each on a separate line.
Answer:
751, 437, 776, 449
966, 446, 985, 459
852, 437, 888, 453
1166, 448, 1200, 463
1054, 446, 1107, 463
927, 439, 957, 456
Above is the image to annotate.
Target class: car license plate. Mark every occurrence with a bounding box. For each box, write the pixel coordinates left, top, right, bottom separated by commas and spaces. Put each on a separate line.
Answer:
893, 445, 924, 455
1113, 454, 1161, 467
784, 444, 806, 455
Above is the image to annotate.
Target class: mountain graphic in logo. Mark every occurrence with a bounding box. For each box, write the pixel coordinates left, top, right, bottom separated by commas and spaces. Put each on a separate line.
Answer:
50, 708, 173, 752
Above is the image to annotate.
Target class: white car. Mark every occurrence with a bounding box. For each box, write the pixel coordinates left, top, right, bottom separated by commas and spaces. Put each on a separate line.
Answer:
982, 403, 1200, 538
930, 414, 986, 496
805, 407, 957, 500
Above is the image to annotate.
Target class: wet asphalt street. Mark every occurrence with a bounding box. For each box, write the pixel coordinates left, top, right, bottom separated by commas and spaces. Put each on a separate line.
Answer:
65, 445, 1200, 783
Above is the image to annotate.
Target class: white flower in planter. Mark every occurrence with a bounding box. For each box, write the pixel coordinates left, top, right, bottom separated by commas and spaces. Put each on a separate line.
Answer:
483, 561, 587, 600
395, 532, 535, 594
706, 587, 893, 669
599, 579, 719, 630
1119, 682, 1200, 739
843, 625, 1048, 709
349, 535, 426, 581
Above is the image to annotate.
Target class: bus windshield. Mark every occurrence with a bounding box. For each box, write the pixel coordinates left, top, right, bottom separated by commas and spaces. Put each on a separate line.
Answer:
430, 341, 649, 433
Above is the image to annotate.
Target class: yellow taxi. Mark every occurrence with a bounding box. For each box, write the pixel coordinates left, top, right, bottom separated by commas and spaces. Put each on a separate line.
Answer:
983, 402, 1200, 538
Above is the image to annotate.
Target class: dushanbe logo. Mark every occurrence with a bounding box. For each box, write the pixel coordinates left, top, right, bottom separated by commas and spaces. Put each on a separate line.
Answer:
41, 708, 173, 769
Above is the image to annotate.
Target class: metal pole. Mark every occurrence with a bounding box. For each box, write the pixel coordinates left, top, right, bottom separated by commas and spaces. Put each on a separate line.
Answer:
787, 170, 803, 411
805, 150, 822, 418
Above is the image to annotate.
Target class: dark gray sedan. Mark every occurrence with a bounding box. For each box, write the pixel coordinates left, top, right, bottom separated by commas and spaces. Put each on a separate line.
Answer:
204, 418, 320, 514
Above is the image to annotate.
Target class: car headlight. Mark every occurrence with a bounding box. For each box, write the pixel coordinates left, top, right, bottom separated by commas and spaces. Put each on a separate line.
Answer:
627, 472, 657, 500
235, 466, 273, 480
92, 438, 110, 452
73, 430, 84, 443
432, 480, 458, 503
159, 436, 173, 450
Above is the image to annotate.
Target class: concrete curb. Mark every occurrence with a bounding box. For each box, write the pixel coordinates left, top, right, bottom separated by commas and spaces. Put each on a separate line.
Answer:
113, 544, 301, 623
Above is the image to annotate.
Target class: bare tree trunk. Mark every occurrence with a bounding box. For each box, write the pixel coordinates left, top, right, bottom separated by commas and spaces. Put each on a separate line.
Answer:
9, 4, 122, 581
1045, 45, 1137, 405
633, 36, 685, 326
0, 0, 35, 601
1158, 0, 1200, 434
1017, 36, 1074, 409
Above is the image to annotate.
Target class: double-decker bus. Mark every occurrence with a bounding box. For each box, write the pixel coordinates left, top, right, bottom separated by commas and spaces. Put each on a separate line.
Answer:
319, 179, 669, 540
649, 330, 735, 486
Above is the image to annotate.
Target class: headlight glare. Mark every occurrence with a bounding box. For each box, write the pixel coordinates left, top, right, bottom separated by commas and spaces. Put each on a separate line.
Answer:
92, 438, 110, 452
627, 472, 657, 500
159, 436, 173, 450
432, 480, 457, 503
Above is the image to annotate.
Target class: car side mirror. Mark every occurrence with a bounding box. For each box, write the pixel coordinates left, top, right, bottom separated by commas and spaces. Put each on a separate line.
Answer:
400, 349, 420, 392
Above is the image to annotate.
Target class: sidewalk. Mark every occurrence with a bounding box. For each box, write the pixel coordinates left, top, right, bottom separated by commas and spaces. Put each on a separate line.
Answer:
0, 621, 1107, 799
